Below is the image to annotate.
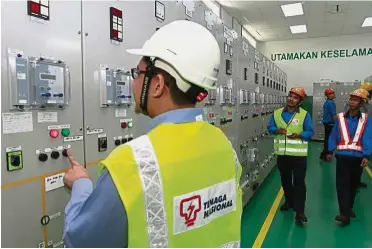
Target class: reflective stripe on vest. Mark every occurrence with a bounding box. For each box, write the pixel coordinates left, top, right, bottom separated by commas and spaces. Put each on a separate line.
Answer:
337, 113, 368, 152
220, 241, 241, 248
128, 135, 169, 247
274, 139, 308, 145
100, 122, 242, 248
273, 107, 308, 156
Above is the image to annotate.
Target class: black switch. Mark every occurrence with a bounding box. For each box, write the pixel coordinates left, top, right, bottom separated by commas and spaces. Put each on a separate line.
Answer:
121, 138, 128, 144
62, 149, 68, 157
98, 137, 108, 152
11, 155, 21, 167
128, 137, 133, 141
38, 153, 48, 162
6, 150, 23, 171
114, 139, 121, 146
51, 151, 60, 159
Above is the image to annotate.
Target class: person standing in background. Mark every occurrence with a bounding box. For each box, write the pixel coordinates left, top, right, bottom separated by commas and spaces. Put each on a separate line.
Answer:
320, 88, 336, 161
326, 88, 372, 226
361, 82, 372, 115
267, 87, 314, 223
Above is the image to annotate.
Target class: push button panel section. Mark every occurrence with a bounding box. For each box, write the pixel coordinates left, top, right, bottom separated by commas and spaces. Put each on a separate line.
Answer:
36, 145, 71, 162
113, 134, 134, 146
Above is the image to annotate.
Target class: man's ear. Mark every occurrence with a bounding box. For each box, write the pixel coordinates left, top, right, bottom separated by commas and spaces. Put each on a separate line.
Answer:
151, 73, 166, 98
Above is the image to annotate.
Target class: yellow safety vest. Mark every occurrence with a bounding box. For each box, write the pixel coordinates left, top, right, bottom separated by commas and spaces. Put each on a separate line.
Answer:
98, 122, 242, 248
273, 107, 308, 156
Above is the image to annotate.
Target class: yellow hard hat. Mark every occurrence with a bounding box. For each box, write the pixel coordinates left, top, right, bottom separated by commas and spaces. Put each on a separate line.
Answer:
361, 82, 372, 91
349, 88, 369, 104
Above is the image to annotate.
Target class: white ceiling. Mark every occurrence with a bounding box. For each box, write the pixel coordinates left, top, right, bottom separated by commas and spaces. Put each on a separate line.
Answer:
217, 1, 372, 42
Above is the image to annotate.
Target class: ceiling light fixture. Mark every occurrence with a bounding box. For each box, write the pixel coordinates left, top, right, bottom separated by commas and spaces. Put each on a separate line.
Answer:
362, 17, 372, 27
281, 2, 304, 17
289, 24, 307, 34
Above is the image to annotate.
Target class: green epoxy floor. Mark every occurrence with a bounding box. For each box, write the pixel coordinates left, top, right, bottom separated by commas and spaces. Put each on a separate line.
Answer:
241, 142, 372, 248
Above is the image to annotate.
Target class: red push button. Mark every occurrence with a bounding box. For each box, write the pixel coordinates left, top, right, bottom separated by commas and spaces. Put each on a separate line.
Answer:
50, 129, 59, 138
228, 110, 232, 115
209, 112, 214, 118
121, 122, 128, 129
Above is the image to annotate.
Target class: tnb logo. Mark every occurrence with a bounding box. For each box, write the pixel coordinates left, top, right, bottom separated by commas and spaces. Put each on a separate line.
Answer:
180, 195, 201, 227
292, 119, 299, 125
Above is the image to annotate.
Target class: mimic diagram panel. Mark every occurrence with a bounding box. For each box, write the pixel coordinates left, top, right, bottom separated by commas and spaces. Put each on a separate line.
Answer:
1, 0, 289, 247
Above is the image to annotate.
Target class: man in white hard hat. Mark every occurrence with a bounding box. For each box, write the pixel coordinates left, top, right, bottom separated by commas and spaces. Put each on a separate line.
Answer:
62, 20, 242, 247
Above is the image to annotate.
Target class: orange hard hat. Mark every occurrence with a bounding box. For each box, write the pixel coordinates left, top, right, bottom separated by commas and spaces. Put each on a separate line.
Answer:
324, 88, 335, 95
349, 88, 369, 104
361, 82, 372, 91
289, 87, 306, 99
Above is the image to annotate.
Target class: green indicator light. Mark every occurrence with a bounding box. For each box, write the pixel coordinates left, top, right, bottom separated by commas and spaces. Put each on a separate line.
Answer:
128, 121, 133, 128
61, 128, 70, 137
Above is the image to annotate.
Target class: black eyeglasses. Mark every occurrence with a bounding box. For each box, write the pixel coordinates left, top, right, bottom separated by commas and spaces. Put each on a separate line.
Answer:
130, 68, 146, 80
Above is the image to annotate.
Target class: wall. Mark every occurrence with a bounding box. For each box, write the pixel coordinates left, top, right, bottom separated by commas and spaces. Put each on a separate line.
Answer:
258, 33, 372, 95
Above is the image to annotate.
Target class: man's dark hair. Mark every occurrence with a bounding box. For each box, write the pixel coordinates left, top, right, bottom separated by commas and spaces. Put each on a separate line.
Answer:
142, 57, 197, 105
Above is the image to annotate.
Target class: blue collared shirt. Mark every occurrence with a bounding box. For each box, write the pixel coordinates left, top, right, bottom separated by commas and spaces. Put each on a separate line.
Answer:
267, 108, 314, 141
328, 111, 372, 158
63, 108, 205, 247
322, 99, 336, 124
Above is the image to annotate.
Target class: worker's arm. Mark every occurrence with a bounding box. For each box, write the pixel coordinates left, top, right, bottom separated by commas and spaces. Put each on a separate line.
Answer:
361, 117, 372, 159
327, 119, 340, 154
267, 115, 278, 134
63, 170, 128, 248
300, 113, 314, 141
329, 101, 337, 120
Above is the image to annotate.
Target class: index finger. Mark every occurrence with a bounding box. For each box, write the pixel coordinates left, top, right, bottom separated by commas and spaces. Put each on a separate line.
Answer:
66, 150, 79, 167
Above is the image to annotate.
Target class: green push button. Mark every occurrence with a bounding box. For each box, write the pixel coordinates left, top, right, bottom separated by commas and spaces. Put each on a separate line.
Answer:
128, 121, 133, 128
61, 128, 70, 137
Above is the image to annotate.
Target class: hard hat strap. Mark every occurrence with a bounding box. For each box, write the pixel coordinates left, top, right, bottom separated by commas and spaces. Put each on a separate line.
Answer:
140, 63, 155, 116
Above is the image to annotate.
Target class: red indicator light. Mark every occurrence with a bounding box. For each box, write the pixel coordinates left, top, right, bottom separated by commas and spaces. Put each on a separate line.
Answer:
50, 129, 59, 138
209, 113, 214, 118
228, 110, 232, 115
244, 109, 248, 113
121, 122, 128, 129
30, 2, 40, 14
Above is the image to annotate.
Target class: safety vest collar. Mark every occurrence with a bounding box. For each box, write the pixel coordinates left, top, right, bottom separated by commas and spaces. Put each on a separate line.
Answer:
337, 112, 368, 152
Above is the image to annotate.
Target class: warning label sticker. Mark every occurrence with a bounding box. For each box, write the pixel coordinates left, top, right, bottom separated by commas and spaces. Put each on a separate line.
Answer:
173, 179, 236, 235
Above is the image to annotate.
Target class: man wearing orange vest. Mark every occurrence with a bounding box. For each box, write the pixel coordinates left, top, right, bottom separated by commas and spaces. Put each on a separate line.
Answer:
61, 20, 242, 247
326, 88, 372, 226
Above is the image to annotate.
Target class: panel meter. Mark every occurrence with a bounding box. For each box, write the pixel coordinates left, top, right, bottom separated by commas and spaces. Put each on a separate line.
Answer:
29, 57, 70, 109
8, 49, 30, 110
114, 70, 132, 106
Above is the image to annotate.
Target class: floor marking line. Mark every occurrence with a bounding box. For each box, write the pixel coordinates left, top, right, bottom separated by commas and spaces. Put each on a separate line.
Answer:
365, 166, 372, 179
252, 188, 284, 248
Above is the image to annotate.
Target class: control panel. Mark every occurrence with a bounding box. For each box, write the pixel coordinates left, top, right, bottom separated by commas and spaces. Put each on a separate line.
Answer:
1, 1, 288, 247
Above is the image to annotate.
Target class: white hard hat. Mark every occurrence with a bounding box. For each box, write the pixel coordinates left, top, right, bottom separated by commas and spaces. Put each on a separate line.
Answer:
126, 20, 220, 92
